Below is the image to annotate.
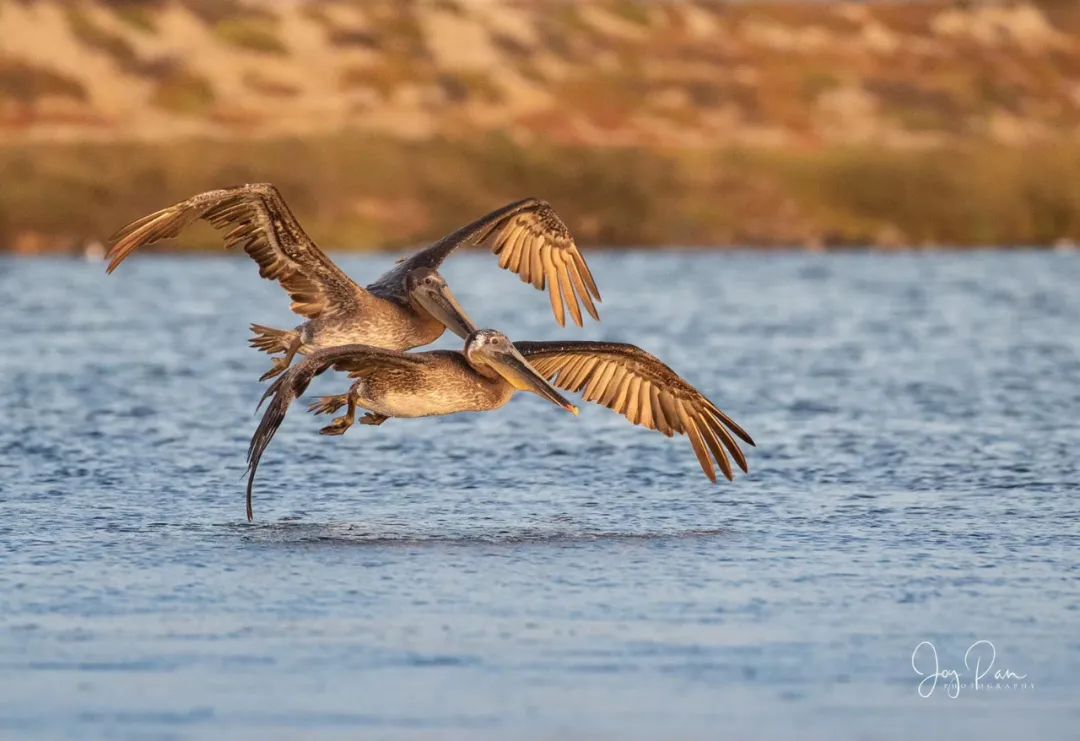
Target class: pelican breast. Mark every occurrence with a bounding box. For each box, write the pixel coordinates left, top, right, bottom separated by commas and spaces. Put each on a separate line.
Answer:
355, 352, 512, 418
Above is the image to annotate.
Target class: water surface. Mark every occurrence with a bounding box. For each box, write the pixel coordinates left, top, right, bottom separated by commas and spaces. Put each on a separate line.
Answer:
1, 251, 1078, 739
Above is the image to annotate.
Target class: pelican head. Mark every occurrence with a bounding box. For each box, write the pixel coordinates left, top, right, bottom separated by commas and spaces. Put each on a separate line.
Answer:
406, 267, 477, 340
465, 330, 579, 416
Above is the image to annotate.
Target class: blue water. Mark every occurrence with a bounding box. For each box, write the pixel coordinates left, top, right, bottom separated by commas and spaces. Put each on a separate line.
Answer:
1, 251, 1078, 739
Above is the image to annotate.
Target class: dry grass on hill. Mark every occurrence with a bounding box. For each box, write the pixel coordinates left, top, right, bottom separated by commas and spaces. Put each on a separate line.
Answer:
5, 134, 1080, 253
2, 0, 1080, 249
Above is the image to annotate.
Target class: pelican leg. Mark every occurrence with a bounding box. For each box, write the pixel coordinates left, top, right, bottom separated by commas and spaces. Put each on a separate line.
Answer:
319, 386, 359, 436
360, 413, 389, 426
259, 335, 303, 382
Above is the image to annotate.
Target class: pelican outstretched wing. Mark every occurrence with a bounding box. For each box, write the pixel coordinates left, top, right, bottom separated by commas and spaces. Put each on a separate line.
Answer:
389, 198, 601, 327
246, 344, 427, 521
515, 341, 754, 482
107, 184, 370, 319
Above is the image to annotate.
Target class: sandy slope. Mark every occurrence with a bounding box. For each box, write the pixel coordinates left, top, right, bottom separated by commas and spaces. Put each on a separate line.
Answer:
2, 0, 1078, 148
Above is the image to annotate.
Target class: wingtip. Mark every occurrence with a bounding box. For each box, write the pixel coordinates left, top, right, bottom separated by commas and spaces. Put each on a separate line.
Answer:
104, 250, 123, 275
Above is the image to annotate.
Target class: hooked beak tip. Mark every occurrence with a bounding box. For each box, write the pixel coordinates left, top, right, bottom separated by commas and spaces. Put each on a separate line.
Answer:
567, 404, 580, 416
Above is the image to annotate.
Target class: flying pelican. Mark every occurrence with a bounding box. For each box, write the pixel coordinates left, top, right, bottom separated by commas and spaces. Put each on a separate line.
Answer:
246, 329, 581, 520
246, 332, 754, 520
105, 183, 601, 379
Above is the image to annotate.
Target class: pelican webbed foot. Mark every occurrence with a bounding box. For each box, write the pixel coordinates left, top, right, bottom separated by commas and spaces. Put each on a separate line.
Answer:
258, 335, 303, 382
319, 416, 354, 436
318, 387, 358, 436
360, 413, 388, 426
308, 394, 348, 416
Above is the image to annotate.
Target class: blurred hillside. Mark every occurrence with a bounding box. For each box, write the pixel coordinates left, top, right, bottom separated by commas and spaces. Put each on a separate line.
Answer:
3, 0, 1080, 252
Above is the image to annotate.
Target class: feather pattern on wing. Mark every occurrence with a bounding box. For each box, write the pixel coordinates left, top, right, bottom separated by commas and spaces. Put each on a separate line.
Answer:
386, 198, 601, 327
107, 184, 368, 319
515, 341, 754, 482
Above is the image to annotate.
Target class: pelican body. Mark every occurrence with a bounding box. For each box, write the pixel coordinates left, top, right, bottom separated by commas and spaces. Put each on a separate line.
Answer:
106, 184, 601, 379
247, 329, 580, 520
246, 333, 755, 520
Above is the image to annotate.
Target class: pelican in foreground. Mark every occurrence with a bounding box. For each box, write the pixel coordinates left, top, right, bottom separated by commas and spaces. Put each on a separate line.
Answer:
246, 329, 581, 520
106, 183, 601, 379
247, 332, 754, 520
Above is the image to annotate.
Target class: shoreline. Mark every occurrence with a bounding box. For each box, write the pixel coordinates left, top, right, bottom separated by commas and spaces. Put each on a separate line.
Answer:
5, 135, 1080, 254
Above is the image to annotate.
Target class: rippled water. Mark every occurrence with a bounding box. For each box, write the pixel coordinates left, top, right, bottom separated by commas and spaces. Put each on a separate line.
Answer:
1, 251, 1078, 739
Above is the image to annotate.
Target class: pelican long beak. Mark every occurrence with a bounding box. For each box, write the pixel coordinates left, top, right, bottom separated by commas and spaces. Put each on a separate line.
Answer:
413, 282, 478, 340
488, 346, 580, 416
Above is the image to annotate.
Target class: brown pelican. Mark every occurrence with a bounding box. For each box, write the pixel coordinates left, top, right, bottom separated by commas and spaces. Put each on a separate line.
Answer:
247, 332, 753, 520
246, 329, 581, 520
105, 183, 601, 379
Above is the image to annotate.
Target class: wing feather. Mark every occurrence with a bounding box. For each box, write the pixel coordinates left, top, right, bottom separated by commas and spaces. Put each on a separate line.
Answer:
529, 242, 546, 289
611, 371, 634, 412
508, 229, 528, 274
556, 255, 583, 327
540, 243, 566, 327
496, 227, 517, 269
586, 360, 618, 403
705, 410, 749, 474
601, 368, 629, 408
699, 421, 734, 481
107, 184, 369, 319
678, 407, 717, 484
391, 198, 601, 327
637, 380, 653, 429
625, 376, 643, 426
565, 256, 600, 321
650, 384, 673, 437
570, 250, 601, 301
515, 341, 754, 482
564, 356, 593, 391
